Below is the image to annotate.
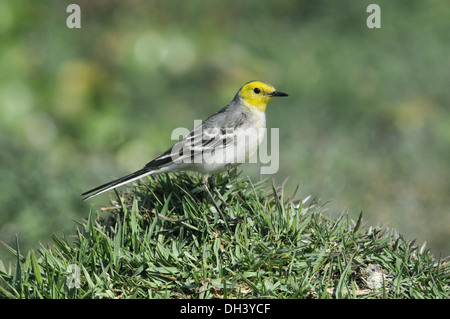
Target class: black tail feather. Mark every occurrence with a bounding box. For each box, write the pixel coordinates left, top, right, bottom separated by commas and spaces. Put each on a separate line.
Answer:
81, 168, 148, 200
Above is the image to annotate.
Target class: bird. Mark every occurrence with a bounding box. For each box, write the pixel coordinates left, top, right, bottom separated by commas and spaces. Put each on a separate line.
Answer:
82, 80, 288, 228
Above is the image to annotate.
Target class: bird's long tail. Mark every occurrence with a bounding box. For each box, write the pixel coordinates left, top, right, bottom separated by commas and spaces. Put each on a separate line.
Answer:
81, 168, 154, 201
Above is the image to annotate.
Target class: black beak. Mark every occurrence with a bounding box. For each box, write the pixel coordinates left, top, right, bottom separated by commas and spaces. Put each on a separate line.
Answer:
269, 90, 289, 97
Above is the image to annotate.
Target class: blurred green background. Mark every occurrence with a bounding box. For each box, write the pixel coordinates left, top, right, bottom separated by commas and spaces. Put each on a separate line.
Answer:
1, 0, 449, 262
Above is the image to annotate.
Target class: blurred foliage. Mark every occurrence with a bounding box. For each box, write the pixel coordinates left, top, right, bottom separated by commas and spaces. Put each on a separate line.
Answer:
0, 0, 449, 262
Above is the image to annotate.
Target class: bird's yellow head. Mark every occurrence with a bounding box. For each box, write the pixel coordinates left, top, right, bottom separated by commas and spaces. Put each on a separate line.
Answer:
238, 80, 288, 111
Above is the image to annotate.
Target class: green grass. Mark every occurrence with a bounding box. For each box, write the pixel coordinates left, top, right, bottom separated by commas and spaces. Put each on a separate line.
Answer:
0, 172, 448, 299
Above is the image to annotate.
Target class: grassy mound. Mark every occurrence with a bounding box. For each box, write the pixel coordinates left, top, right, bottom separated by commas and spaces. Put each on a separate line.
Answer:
0, 172, 448, 299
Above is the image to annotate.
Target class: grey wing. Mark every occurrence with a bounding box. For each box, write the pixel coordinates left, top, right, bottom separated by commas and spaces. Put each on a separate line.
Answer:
144, 104, 248, 168
187, 105, 250, 154
143, 123, 235, 169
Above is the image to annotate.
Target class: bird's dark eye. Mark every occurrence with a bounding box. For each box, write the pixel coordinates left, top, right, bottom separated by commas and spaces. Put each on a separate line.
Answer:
253, 88, 261, 94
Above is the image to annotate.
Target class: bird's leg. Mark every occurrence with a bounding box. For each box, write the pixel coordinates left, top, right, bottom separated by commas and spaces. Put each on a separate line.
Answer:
201, 175, 231, 230
209, 175, 228, 208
